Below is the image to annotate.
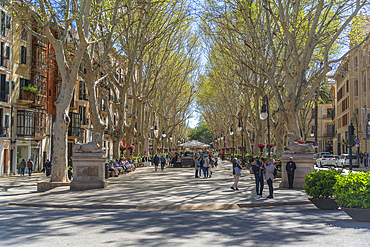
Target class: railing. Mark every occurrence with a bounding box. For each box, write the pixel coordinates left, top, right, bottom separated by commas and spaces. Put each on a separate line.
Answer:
127, 113, 132, 118
0, 90, 8, 102
0, 127, 9, 137
322, 115, 333, 119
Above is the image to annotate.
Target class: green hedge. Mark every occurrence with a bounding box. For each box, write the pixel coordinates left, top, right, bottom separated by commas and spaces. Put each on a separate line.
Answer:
334, 171, 370, 209
304, 169, 343, 199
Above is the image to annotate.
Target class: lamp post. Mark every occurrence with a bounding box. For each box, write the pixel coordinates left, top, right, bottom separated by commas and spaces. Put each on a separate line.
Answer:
352, 115, 359, 156
260, 95, 270, 159
230, 125, 234, 158
169, 134, 172, 153
162, 128, 166, 154
237, 116, 243, 165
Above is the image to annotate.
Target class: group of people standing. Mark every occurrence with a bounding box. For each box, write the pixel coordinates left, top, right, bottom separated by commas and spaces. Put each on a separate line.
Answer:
194, 154, 217, 178
232, 156, 296, 199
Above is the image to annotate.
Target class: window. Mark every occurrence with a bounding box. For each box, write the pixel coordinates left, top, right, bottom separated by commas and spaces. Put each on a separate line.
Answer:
0, 74, 7, 102
20, 46, 27, 65
363, 73, 367, 92
4, 114, 8, 128
4, 46, 9, 59
354, 80, 358, 96
79, 81, 86, 100
346, 80, 349, 93
17, 110, 35, 137
32, 47, 46, 69
35, 110, 46, 135
79, 106, 86, 125
19, 77, 30, 99
0, 42, 3, 66
1, 11, 5, 37
327, 108, 333, 119
354, 56, 358, 68
5, 15, 10, 29
68, 112, 80, 137
21, 28, 27, 41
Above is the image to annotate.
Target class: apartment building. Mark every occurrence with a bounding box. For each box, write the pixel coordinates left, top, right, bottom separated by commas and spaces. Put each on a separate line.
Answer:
0, 2, 12, 176
334, 36, 370, 155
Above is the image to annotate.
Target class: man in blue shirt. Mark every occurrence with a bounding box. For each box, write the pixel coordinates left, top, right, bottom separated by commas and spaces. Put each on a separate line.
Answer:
160, 155, 166, 172
153, 154, 160, 172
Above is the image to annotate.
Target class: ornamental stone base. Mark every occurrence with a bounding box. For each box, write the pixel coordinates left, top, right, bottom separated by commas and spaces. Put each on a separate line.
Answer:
70, 153, 107, 191
281, 153, 314, 189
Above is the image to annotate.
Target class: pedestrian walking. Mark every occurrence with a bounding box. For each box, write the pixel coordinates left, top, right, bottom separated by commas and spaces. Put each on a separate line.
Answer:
44, 159, 51, 177
153, 154, 160, 172
265, 159, 275, 199
199, 156, 206, 178
208, 155, 213, 178
194, 156, 200, 178
231, 158, 242, 190
252, 158, 265, 198
365, 152, 369, 169
204, 155, 210, 178
27, 159, 34, 177
286, 157, 297, 189
359, 152, 364, 164
221, 152, 225, 161
160, 154, 166, 172
19, 159, 26, 176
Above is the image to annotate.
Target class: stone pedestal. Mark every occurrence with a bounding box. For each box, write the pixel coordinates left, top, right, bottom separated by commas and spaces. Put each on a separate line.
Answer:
70, 153, 107, 191
281, 153, 314, 189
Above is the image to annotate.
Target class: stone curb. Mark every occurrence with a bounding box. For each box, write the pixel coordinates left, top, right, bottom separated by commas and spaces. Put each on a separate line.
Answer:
8, 200, 312, 211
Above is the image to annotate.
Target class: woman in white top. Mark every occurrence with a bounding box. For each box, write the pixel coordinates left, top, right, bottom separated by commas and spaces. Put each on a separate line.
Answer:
265, 159, 275, 199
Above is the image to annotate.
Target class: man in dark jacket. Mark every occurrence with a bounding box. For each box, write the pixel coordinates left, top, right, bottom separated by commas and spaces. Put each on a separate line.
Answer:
286, 157, 297, 189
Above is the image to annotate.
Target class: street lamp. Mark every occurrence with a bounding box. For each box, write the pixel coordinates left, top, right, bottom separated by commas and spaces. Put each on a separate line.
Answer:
237, 116, 244, 165
154, 121, 158, 138
162, 128, 166, 153
169, 133, 172, 152
230, 125, 234, 158
260, 95, 271, 159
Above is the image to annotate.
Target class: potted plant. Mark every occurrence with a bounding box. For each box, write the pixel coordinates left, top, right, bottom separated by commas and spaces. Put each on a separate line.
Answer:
304, 169, 343, 210
333, 171, 370, 222
21, 86, 40, 101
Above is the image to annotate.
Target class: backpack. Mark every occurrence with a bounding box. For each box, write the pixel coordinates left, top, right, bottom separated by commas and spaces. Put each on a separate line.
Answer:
273, 167, 277, 178
154, 157, 159, 163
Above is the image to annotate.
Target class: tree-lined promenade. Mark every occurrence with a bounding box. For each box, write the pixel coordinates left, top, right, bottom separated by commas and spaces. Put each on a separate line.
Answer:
5, 0, 370, 182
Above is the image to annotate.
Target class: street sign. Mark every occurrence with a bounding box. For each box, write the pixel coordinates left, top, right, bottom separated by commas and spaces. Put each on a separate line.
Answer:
356, 144, 359, 147
314, 142, 318, 146
355, 138, 360, 144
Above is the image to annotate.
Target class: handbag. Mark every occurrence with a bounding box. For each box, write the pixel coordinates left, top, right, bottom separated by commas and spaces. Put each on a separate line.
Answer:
250, 166, 254, 174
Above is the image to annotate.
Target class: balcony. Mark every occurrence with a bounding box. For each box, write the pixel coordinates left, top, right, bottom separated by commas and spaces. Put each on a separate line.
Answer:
17, 110, 35, 138
18, 89, 46, 107
0, 127, 9, 137
0, 90, 8, 102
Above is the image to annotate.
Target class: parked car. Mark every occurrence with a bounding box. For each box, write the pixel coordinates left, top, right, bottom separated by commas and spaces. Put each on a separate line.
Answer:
316, 155, 338, 167
338, 154, 359, 168
314, 152, 330, 159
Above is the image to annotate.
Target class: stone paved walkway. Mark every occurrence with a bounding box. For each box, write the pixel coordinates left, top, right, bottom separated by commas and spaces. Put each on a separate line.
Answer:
2, 160, 311, 210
